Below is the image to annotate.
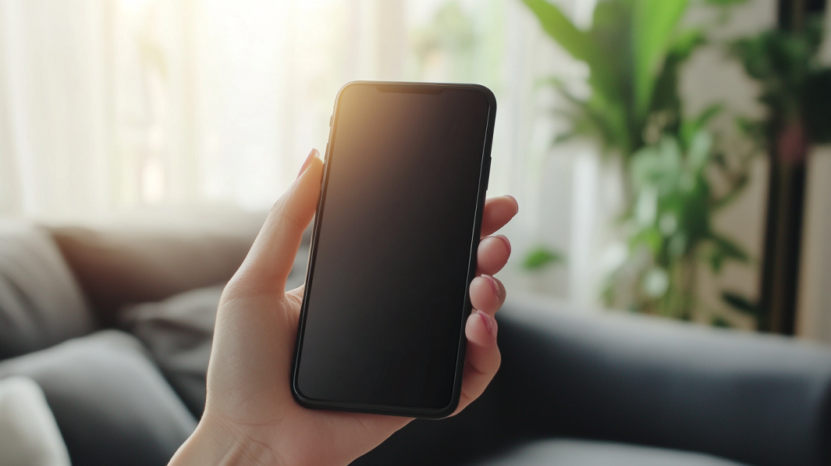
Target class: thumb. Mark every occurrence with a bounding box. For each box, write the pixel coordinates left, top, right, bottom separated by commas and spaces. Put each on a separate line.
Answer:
236, 149, 323, 292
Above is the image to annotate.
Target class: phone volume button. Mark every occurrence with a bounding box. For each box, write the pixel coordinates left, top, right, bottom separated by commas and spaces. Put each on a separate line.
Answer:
483, 157, 491, 190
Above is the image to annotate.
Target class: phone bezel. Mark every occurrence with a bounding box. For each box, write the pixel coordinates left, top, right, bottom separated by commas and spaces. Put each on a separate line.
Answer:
290, 81, 497, 419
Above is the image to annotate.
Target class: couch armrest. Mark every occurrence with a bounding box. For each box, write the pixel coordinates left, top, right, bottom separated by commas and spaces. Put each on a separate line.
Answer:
497, 297, 831, 466
0, 330, 196, 466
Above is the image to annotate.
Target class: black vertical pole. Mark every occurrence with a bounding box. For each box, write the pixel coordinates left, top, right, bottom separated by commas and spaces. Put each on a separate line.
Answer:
760, 0, 826, 334
759, 155, 806, 334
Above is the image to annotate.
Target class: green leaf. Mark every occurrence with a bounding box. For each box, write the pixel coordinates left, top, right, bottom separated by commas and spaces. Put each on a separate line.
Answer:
712, 173, 749, 210
630, 147, 661, 188
711, 234, 749, 261
647, 29, 706, 144
630, 136, 683, 194
669, 28, 708, 61
711, 315, 732, 328
632, 0, 689, 120
544, 79, 624, 150
695, 103, 724, 127
524, 247, 566, 270
521, 0, 597, 64
552, 131, 578, 145
721, 291, 761, 317
629, 227, 663, 255
707, 234, 750, 273
648, 28, 706, 136
681, 103, 723, 148
709, 250, 725, 273
587, 0, 633, 106
524, 0, 622, 132
687, 130, 713, 173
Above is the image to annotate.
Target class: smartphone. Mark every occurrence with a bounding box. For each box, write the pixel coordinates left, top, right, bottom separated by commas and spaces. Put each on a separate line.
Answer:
291, 81, 496, 418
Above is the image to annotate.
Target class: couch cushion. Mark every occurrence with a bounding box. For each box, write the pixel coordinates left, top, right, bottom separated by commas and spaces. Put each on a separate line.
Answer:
0, 377, 71, 466
121, 249, 308, 417
0, 221, 95, 359
496, 298, 831, 466
475, 439, 746, 466
49, 225, 258, 326
0, 330, 196, 466
123, 286, 222, 416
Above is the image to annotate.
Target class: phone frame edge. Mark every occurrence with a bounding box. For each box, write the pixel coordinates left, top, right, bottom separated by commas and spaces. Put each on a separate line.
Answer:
290, 80, 497, 419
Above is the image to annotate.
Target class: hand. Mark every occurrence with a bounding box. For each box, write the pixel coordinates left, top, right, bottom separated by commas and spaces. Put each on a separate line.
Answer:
169, 149, 518, 466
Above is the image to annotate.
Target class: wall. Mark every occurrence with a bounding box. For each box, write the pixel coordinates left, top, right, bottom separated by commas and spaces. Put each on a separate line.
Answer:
797, 8, 831, 342
797, 148, 831, 340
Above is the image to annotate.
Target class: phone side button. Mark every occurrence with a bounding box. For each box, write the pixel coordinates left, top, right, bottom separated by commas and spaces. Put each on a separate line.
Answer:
483, 157, 491, 191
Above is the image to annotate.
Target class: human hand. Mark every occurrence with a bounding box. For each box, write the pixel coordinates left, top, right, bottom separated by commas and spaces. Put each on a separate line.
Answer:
169, 149, 518, 466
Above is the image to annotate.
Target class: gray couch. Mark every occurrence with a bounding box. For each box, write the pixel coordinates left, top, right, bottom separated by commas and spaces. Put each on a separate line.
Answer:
1, 219, 830, 466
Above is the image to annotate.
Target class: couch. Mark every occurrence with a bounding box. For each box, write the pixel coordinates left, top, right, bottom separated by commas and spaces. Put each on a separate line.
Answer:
1, 218, 830, 466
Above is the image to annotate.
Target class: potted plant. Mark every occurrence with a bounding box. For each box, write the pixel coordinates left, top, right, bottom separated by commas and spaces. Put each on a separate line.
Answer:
522, 0, 754, 324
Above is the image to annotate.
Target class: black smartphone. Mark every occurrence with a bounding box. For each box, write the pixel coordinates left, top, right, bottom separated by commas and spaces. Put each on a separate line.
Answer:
291, 81, 496, 418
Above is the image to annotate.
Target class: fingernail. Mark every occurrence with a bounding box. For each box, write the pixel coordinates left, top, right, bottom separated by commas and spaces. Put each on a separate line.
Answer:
477, 310, 497, 337
483, 274, 500, 298
494, 235, 511, 255
506, 195, 518, 213
297, 149, 319, 179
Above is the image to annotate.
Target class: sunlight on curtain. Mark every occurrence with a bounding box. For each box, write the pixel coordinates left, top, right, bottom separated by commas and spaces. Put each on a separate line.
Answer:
0, 0, 562, 211
0, 0, 595, 303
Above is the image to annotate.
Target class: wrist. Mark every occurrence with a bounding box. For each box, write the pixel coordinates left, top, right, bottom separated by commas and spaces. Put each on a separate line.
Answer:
169, 414, 285, 466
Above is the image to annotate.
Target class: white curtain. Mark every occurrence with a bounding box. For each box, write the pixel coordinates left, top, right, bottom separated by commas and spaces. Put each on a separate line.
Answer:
0, 0, 613, 306
0, 0, 584, 210
0, 0, 111, 220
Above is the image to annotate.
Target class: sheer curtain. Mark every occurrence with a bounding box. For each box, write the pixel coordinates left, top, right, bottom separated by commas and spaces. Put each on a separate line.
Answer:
0, 0, 581, 209
0, 0, 112, 219
0, 0, 603, 304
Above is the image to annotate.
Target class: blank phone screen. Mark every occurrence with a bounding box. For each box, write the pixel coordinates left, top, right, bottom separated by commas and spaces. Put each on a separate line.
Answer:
295, 83, 492, 410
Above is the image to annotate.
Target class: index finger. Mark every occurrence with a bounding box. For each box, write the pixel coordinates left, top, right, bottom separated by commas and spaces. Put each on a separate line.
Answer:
235, 150, 323, 293
480, 195, 518, 237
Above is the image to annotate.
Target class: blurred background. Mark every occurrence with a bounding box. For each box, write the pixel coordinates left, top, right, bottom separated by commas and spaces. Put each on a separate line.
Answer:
8, 1, 831, 465
1, 0, 830, 339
